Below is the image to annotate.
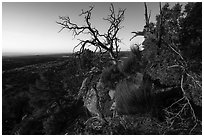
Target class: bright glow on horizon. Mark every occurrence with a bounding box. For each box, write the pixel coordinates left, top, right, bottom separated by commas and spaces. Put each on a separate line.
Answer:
3, 31, 74, 53
2, 2, 185, 55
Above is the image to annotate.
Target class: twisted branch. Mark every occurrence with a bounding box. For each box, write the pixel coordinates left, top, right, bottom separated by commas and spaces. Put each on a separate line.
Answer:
57, 4, 125, 64
163, 74, 201, 134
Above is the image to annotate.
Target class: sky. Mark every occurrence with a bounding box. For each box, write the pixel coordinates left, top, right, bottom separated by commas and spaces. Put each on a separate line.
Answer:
2, 2, 186, 55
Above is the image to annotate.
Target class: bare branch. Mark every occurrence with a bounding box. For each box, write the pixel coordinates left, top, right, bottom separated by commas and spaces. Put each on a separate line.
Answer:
57, 4, 125, 64
144, 2, 150, 28
166, 96, 185, 109
167, 43, 184, 60
148, 10, 151, 22
167, 64, 185, 70
189, 123, 198, 134
163, 73, 200, 134
130, 3, 151, 41
130, 31, 145, 41
158, 2, 163, 48
186, 72, 201, 88
180, 75, 185, 96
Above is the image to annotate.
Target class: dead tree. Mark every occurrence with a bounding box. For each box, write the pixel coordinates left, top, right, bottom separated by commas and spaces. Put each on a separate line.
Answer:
130, 2, 151, 41
57, 4, 126, 64
158, 2, 163, 48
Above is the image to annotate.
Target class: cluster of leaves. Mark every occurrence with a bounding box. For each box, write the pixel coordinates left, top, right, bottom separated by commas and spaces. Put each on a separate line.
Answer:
137, 2, 202, 134
142, 38, 183, 86
179, 3, 202, 66
142, 2, 202, 94
77, 49, 95, 70
100, 46, 145, 90
155, 2, 202, 73
100, 65, 124, 89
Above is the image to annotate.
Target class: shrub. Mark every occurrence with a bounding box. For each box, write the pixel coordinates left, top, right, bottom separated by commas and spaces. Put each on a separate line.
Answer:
100, 65, 124, 89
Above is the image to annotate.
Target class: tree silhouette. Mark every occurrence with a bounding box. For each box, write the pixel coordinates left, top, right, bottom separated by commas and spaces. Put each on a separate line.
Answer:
57, 4, 125, 64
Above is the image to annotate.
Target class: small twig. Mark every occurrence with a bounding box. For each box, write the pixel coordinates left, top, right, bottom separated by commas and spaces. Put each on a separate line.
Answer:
189, 122, 198, 134
180, 75, 185, 96
163, 73, 200, 134
130, 31, 145, 41
174, 103, 187, 119
166, 96, 185, 109
186, 72, 202, 88
181, 75, 197, 121
167, 64, 185, 70
167, 43, 184, 60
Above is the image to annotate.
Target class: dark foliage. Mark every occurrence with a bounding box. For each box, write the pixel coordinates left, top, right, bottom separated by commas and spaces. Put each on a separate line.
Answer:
2, 55, 88, 135
100, 65, 124, 89
119, 46, 144, 75
179, 2, 202, 72
78, 49, 95, 70
2, 2, 201, 135
115, 78, 151, 115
